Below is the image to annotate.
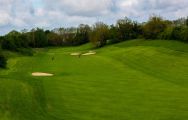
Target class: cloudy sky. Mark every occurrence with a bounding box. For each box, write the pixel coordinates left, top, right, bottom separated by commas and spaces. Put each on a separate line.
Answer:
0, 0, 188, 35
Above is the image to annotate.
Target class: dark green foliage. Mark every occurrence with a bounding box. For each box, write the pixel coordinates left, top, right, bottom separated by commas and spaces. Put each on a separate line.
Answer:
0, 52, 7, 68
116, 17, 141, 41
116, 17, 132, 40
183, 27, 188, 42
74, 24, 91, 46
0, 16, 188, 51
143, 16, 167, 39
171, 27, 183, 40
186, 17, 188, 26
46, 32, 63, 46
171, 26, 188, 42
159, 26, 174, 40
2, 30, 30, 50
89, 22, 110, 48
2, 30, 21, 50
108, 25, 119, 44
16, 48, 34, 56
31, 28, 48, 48
62, 33, 76, 46
1, 30, 33, 55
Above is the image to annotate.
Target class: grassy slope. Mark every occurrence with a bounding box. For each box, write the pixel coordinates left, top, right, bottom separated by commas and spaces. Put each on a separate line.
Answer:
0, 39, 188, 120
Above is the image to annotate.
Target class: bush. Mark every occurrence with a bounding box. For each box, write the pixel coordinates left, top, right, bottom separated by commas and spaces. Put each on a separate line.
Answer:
0, 52, 7, 68
16, 48, 34, 56
159, 26, 174, 40
181, 27, 188, 42
171, 26, 186, 41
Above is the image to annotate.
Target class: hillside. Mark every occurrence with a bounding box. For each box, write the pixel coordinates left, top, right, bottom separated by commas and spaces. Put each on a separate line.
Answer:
0, 39, 188, 120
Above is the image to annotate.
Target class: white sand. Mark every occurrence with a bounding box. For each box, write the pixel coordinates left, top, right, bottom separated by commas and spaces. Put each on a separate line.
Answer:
70, 51, 96, 56
70, 53, 81, 56
82, 51, 96, 56
82, 52, 96, 56
32, 72, 54, 76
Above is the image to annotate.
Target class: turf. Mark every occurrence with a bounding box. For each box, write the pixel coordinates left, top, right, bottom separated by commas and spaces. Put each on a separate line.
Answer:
0, 39, 188, 120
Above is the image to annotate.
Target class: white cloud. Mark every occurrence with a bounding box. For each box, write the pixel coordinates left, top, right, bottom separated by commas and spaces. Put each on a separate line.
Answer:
44, 0, 114, 17
0, 0, 188, 35
0, 13, 11, 26
119, 0, 138, 7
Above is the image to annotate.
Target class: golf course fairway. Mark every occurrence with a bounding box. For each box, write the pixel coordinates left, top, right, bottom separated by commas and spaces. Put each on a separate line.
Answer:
0, 39, 188, 120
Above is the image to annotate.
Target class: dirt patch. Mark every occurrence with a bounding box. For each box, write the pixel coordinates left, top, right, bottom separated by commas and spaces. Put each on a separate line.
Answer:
32, 72, 54, 77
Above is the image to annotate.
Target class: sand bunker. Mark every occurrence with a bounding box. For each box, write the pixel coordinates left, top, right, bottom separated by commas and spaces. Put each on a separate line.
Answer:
82, 51, 96, 56
70, 52, 81, 56
32, 72, 54, 76
70, 51, 96, 56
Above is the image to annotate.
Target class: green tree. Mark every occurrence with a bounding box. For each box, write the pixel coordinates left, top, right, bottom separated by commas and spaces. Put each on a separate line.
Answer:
116, 17, 132, 40
2, 30, 30, 51
116, 17, 141, 41
2, 30, 20, 50
143, 15, 167, 39
34, 28, 48, 47
74, 24, 91, 45
108, 24, 119, 44
27, 28, 48, 48
89, 22, 110, 48
46, 31, 63, 46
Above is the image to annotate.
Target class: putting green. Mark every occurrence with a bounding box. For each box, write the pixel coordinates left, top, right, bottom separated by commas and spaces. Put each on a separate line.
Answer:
0, 39, 188, 120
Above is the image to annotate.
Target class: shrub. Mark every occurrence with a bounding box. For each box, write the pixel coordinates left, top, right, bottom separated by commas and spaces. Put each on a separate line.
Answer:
171, 26, 186, 41
0, 52, 7, 68
181, 27, 188, 42
159, 26, 174, 40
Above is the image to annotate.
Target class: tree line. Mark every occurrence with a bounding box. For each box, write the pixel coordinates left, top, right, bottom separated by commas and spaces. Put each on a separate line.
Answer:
0, 15, 188, 68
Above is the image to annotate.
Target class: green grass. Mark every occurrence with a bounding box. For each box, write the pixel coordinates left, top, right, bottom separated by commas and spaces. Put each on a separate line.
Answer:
0, 39, 188, 120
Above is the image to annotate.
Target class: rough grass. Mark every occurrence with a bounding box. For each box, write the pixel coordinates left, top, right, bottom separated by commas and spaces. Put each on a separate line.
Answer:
0, 39, 188, 120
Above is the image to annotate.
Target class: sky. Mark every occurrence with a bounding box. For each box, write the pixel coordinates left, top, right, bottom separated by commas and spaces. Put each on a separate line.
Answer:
0, 0, 188, 35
